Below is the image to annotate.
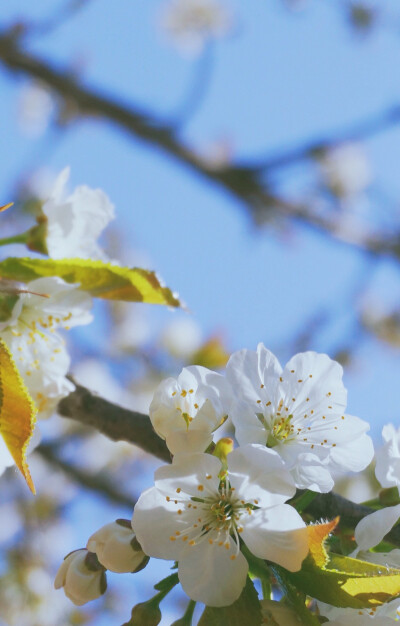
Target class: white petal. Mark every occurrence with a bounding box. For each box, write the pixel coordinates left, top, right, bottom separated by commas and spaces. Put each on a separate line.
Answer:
376, 424, 400, 490
178, 537, 248, 607
355, 504, 400, 550
230, 401, 268, 446
154, 453, 221, 497
228, 444, 296, 506
329, 432, 374, 472
165, 429, 213, 456
226, 344, 282, 406
281, 352, 347, 420
241, 504, 308, 571
290, 453, 334, 493
132, 486, 187, 561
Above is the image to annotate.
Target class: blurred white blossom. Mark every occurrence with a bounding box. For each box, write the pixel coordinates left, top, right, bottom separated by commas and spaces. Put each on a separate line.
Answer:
160, 316, 202, 359
42, 167, 115, 260
18, 82, 54, 137
161, 0, 232, 55
319, 143, 372, 199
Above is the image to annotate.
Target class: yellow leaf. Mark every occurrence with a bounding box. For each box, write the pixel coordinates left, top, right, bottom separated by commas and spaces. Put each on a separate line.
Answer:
0, 340, 37, 493
0, 202, 13, 212
307, 517, 340, 567
0, 257, 181, 307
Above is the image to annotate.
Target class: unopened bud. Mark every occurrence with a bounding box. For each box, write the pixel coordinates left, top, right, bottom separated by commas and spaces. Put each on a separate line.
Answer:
87, 520, 149, 573
124, 601, 161, 626
54, 548, 107, 606
213, 437, 234, 468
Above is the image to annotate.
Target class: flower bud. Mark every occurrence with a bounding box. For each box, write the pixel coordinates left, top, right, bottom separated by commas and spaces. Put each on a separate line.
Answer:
87, 520, 149, 573
54, 549, 107, 606
124, 601, 161, 626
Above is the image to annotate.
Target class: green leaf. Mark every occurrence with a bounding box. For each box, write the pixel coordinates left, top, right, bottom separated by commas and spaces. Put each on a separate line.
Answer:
287, 551, 400, 609
198, 577, 262, 626
0, 257, 181, 307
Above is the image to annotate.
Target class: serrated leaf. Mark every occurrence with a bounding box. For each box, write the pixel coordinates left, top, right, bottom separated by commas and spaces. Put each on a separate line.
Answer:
0, 339, 37, 493
307, 517, 339, 567
198, 577, 262, 626
0, 257, 181, 307
288, 545, 400, 609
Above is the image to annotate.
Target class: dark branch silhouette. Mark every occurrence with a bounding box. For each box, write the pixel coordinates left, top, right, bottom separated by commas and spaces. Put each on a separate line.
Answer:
1, 29, 400, 261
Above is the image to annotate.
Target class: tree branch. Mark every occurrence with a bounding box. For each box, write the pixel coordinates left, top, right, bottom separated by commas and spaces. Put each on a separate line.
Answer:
1, 30, 400, 261
57, 382, 171, 463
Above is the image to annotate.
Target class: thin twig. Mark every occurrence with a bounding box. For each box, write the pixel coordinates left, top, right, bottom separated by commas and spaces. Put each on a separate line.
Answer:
57, 382, 171, 463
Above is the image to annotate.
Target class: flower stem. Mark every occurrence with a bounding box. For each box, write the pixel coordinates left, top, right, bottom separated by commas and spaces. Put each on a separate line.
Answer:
171, 599, 196, 625
270, 564, 320, 626
291, 489, 317, 513
0, 232, 28, 247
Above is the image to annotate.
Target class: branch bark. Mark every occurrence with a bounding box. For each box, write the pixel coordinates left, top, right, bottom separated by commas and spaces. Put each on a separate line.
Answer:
1, 30, 400, 261
57, 382, 171, 463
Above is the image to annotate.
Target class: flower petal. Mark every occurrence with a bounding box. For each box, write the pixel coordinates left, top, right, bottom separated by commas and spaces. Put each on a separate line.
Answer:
178, 537, 248, 607
289, 453, 334, 493
154, 453, 221, 497
132, 487, 187, 561
241, 504, 308, 571
228, 444, 296, 506
355, 504, 400, 550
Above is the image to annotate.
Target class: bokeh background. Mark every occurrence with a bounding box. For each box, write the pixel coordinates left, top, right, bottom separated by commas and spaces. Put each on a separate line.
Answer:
1, 0, 400, 623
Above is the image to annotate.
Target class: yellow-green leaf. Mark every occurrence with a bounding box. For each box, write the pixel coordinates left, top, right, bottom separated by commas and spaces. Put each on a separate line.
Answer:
0, 257, 181, 307
307, 517, 340, 567
0, 339, 37, 493
288, 545, 400, 609
0, 202, 13, 212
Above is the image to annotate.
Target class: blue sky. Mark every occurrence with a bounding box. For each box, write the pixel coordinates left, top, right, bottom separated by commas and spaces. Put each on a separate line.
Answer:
1, 1, 400, 436
1, 1, 400, 622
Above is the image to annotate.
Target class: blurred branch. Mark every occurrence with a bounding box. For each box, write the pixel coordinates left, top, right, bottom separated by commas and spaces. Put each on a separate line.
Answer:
58, 384, 400, 546
2, 30, 400, 258
36, 441, 136, 509
57, 382, 171, 463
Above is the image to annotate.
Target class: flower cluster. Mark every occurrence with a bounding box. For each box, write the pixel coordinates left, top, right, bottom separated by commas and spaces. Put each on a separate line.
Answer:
56, 343, 382, 612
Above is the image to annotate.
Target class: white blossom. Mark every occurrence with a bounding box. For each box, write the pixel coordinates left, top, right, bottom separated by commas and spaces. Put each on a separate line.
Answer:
54, 549, 106, 606
149, 365, 232, 455
161, 0, 232, 56
42, 167, 115, 260
160, 316, 202, 359
87, 520, 149, 573
132, 444, 309, 607
319, 142, 372, 199
375, 424, 400, 494
226, 344, 374, 492
0, 277, 92, 418
18, 82, 54, 138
